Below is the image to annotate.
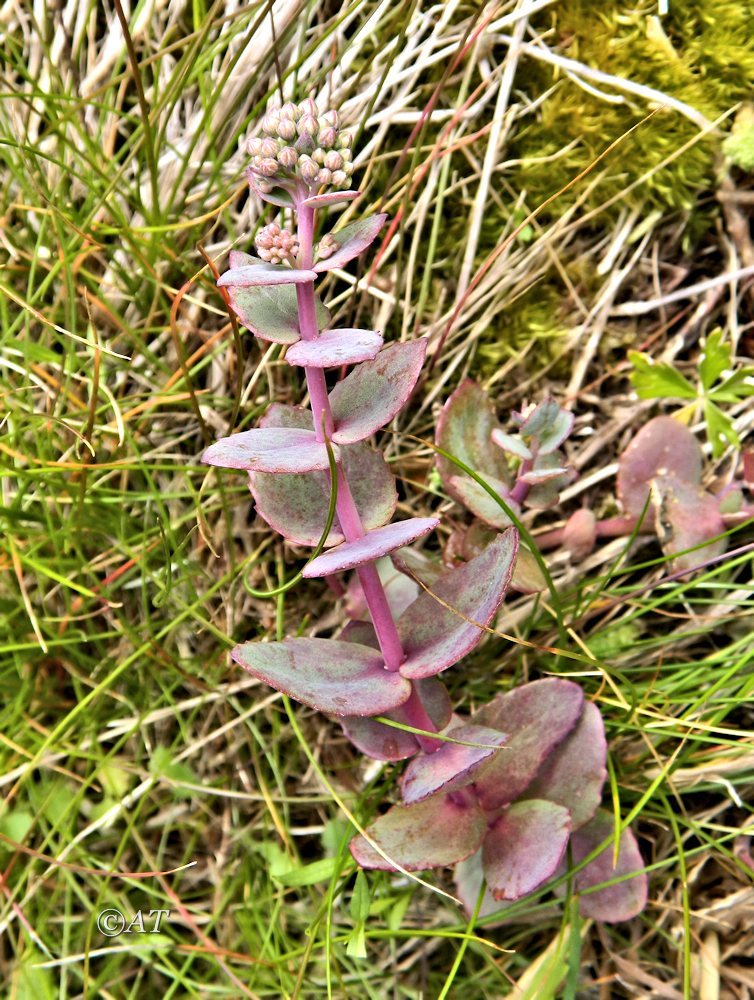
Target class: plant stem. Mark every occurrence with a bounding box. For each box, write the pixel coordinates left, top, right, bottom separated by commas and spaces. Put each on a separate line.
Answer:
293, 196, 410, 677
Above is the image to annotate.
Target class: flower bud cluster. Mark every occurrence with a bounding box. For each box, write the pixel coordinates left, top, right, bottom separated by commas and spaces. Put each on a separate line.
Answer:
247, 98, 355, 191
316, 233, 339, 260
255, 223, 299, 264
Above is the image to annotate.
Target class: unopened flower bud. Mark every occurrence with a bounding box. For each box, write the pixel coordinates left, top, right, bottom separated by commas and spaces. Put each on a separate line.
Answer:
331, 169, 348, 187
321, 110, 338, 128
297, 113, 318, 138
277, 145, 297, 169
316, 168, 332, 186
324, 150, 343, 171
259, 137, 279, 158
317, 233, 339, 259
277, 118, 297, 142
247, 136, 263, 156
299, 97, 318, 118
340, 147, 353, 163
337, 131, 353, 150
298, 156, 319, 183
343, 161, 354, 176
312, 147, 326, 165
256, 157, 279, 177
262, 110, 280, 135
280, 101, 299, 120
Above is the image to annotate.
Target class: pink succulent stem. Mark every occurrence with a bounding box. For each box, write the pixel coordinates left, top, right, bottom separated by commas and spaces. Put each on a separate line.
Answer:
508, 458, 533, 506
401, 685, 444, 753
293, 194, 410, 678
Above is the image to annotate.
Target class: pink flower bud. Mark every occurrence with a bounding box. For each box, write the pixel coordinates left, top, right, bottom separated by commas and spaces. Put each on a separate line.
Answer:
340, 148, 353, 163
299, 97, 318, 118
276, 118, 297, 142
280, 101, 299, 120
316, 168, 332, 186
321, 109, 338, 128
331, 170, 348, 187
318, 126, 337, 149
297, 114, 318, 138
259, 137, 279, 158
262, 111, 280, 135
278, 146, 298, 169
256, 157, 279, 177
324, 150, 343, 171
337, 131, 353, 150
298, 156, 319, 183
247, 136, 263, 156
312, 147, 326, 165
343, 161, 354, 176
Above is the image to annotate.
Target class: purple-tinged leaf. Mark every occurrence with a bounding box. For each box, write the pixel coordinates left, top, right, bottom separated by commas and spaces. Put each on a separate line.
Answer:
285, 329, 383, 368
511, 546, 547, 594
447, 474, 515, 530
314, 214, 388, 272
246, 171, 295, 208
562, 509, 597, 562
522, 701, 606, 830
436, 381, 512, 508
302, 518, 439, 578
517, 400, 573, 454
455, 850, 517, 922
218, 259, 317, 288
570, 810, 648, 922
524, 453, 575, 510
472, 679, 584, 811
398, 529, 519, 679
652, 474, 726, 572
400, 725, 508, 805
301, 190, 360, 209
330, 340, 427, 444
339, 677, 451, 762
617, 416, 703, 518
491, 430, 532, 460
232, 638, 411, 717
224, 260, 331, 343
350, 794, 486, 871
249, 405, 395, 547
340, 619, 380, 648
483, 800, 572, 901
340, 715, 420, 761
345, 556, 421, 621
520, 466, 569, 485
202, 427, 334, 474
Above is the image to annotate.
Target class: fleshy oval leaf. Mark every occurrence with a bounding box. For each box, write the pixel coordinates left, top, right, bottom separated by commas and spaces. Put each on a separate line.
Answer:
446, 474, 515, 530
218, 259, 317, 288
472, 678, 585, 811
202, 427, 334, 474
350, 794, 486, 871
570, 810, 648, 922
232, 638, 410, 717
482, 800, 572, 901
398, 529, 519, 679
330, 340, 427, 444
247, 171, 295, 208
436, 381, 512, 505
301, 190, 360, 208
652, 474, 726, 572
314, 214, 388, 272
490, 430, 532, 460
285, 329, 383, 368
249, 405, 395, 547
224, 261, 331, 344
400, 724, 508, 805
521, 701, 607, 830
617, 416, 703, 518
302, 518, 439, 578
339, 676, 451, 762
